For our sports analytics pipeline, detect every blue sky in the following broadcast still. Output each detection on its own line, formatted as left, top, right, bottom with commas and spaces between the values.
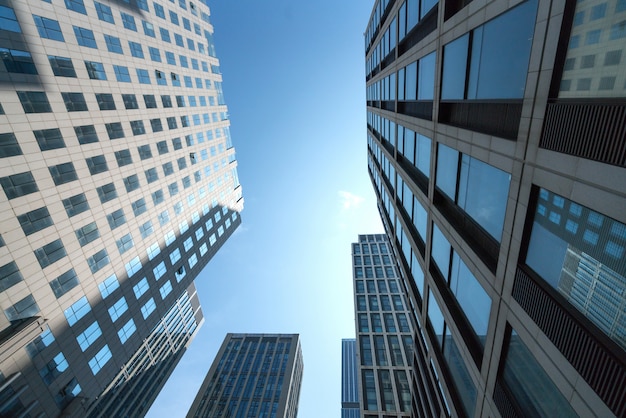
147, 1, 382, 416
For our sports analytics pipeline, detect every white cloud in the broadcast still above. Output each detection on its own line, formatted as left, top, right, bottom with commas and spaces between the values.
338, 190, 364, 211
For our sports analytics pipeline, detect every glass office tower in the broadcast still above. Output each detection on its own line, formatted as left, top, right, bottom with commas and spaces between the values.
341, 338, 359, 418
0, 0, 243, 416
365, 0, 626, 417
186, 333, 304, 418
351, 234, 414, 418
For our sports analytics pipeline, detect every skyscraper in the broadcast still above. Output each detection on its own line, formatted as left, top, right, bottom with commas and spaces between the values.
186, 333, 304, 418
341, 338, 359, 418
365, 0, 625, 417
351, 234, 414, 417
0, 0, 242, 416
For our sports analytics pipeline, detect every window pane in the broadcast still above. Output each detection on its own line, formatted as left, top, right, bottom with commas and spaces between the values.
502, 329, 578, 417
441, 34, 469, 100
466, 0, 537, 99
457, 155, 510, 242
526, 188, 626, 350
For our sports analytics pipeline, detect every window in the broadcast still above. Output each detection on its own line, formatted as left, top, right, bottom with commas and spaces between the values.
143, 20, 155, 37
87, 249, 109, 273
160, 27, 171, 42
118, 319, 136, 343
441, 0, 537, 100
156, 70, 167, 85
175, 266, 186, 281
166, 51, 176, 65
113, 65, 131, 82
188, 253, 198, 269
432, 224, 492, 349
0, 6, 21, 33
75, 222, 100, 245
130, 120, 146, 136
104, 35, 123, 54
86, 155, 108, 175
149, 46, 161, 62
49, 56, 77, 77
108, 297, 128, 322
144, 95, 157, 108
168, 182, 178, 196
152, 189, 164, 205
129, 41, 144, 58
0, 172, 38, 199
73, 26, 97, 48
135, 145, 152, 162
133, 278, 149, 299
121, 12, 137, 31
107, 209, 126, 230
169, 10, 179, 25
159, 280, 173, 299
173, 137, 182, 150
123, 174, 140, 193
97, 182, 119, 204
526, 188, 626, 349
34, 128, 65, 151
65, 0, 86, 14
88, 345, 112, 374
150, 119, 163, 132
39, 352, 68, 384
33, 16, 64, 41
26, 328, 54, 358
94, 2, 114, 23
98, 274, 119, 298
105, 122, 124, 139
132, 198, 147, 216
95, 93, 116, 110
49, 162, 77, 185
170, 248, 181, 264
139, 221, 154, 238
72, 125, 97, 145
134, 69, 150, 86
436, 144, 510, 242
175, 33, 184, 46
153, 261, 166, 280
63, 193, 89, 217
64, 296, 90, 326
0, 262, 23, 292
0, 48, 37, 74
122, 94, 138, 109
35, 238, 67, 269
85, 61, 106, 80
17, 91, 52, 113
125, 256, 142, 277
141, 298, 156, 318
116, 233, 134, 254
115, 149, 133, 167
501, 328, 578, 417
158, 210, 170, 225
77, 322, 102, 351
167, 117, 177, 129
145, 168, 158, 183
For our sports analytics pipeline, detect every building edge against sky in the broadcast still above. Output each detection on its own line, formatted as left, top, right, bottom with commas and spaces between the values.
0, 0, 243, 416
365, 0, 625, 417
186, 333, 304, 418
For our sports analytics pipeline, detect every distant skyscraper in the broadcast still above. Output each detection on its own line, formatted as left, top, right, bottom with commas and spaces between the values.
365, 0, 626, 417
0, 0, 242, 416
187, 333, 304, 418
341, 338, 359, 418
351, 234, 413, 417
